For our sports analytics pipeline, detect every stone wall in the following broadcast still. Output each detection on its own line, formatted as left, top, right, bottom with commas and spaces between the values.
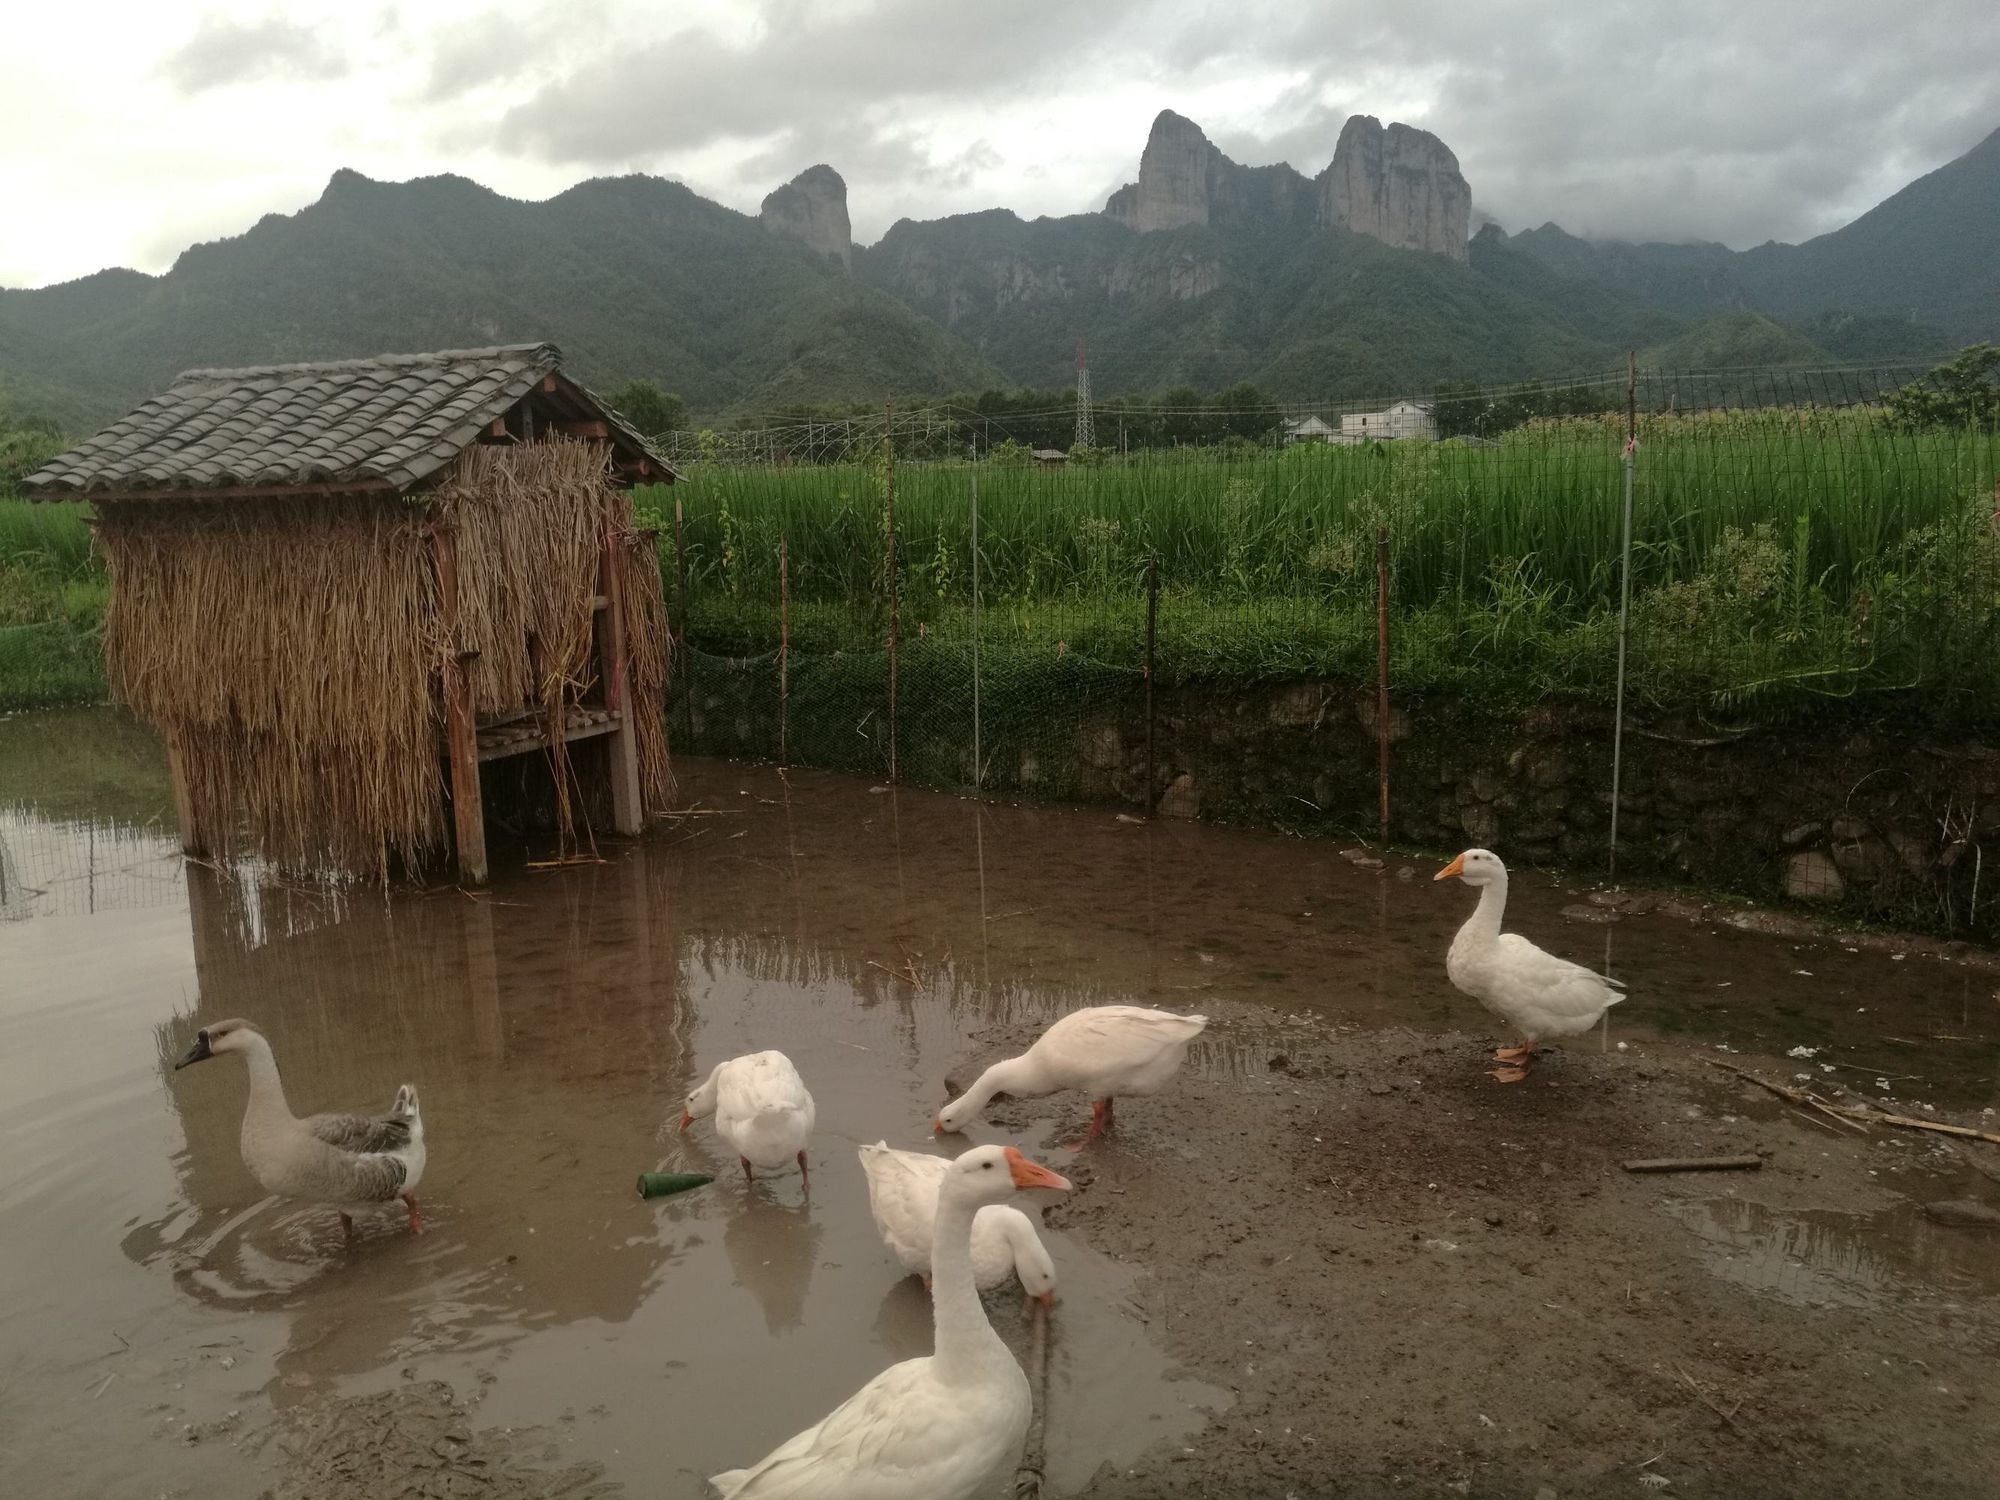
1064, 680, 1999, 941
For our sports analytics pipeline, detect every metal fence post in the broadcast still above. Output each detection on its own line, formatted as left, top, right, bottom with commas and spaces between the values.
1376, 523, 1390, 843
971, 469, 982, 792
884, 400, 899, 784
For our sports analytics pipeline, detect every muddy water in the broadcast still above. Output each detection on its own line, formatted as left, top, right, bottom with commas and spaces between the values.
2, 707, 1996, 1498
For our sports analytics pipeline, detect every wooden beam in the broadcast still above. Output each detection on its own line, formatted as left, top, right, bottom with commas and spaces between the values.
558, 419, 610, 439
597, 531, 645, 835
164, 738, 204, 857
487, 417, 508, 437
431, 526, 489, 885
539, 375, 558, 393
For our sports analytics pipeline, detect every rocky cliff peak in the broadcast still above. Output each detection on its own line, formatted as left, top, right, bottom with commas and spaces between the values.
1316, 116, 1470, 261
1103, 110, 1228, 232
1100, 109, 1471, 260
760, 164, 852, 270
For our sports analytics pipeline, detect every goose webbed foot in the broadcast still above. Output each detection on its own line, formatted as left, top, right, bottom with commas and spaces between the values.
1486, 1064, 1532, 1084
1492, 1043, 1536, 1062
1065, 1098, 1115, 1153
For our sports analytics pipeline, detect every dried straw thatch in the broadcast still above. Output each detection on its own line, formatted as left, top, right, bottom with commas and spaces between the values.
93, 438, 669, 879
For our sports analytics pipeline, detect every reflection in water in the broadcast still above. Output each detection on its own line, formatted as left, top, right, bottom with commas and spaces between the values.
722, 1193, 824, 1335
1664, 1195, 2000, 1330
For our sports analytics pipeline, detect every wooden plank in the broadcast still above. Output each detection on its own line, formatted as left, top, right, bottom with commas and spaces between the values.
598, 531, 644, 835
1622, 1156, 1763, 1174
164, 738, 204, 856
431, 526, 488, 885
476, 713, 622, 762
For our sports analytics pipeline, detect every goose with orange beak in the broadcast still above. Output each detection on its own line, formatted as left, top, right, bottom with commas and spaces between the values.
710, 1145, 1071, 1499
1436, 848, 1626, 1082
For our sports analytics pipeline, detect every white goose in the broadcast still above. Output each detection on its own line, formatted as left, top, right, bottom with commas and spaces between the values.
172, 1018, 426, 1236
1435, 848, 1626, 1082
681, 1051, 816, 1187
711, 1144, 1070, 1499
933, 1005, 1209, 1146
858, 1142, 1058, 1307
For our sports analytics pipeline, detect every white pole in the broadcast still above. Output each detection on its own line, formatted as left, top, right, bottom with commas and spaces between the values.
971, 468, 982, 792
1609, 352, 1637, 881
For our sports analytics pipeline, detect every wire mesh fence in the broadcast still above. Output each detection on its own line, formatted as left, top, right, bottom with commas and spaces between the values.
647, 362, 2000, 937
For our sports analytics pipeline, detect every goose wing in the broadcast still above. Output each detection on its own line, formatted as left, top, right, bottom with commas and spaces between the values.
1039, 1006, 1208, 1084
1494, 933, 1626, 1030
857, 1143, 944, 1270
721, 1053, 815, 1119
712, 1355, 1023, 1499
304, 1110, 412, 1155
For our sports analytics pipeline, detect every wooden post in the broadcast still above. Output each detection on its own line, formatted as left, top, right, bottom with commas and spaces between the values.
431, 526, 488, 885
164, 737, 204, 857
599, 530, 644, 836
1376, 524, 1390, 843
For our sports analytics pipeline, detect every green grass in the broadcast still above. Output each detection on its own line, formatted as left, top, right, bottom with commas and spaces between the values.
642, 411, 2000, 727
0, 499, 105, 709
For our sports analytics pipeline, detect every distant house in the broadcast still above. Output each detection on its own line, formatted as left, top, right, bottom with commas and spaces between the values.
1338, 400, 1436, 443
1283, 414, 1336, 444
1030, 448, 1070, 468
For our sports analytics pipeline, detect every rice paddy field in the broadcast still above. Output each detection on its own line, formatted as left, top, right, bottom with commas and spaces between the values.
645, 411, 2000, 729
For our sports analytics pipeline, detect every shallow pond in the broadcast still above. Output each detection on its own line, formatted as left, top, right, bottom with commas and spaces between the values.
1, 707, 1994, 1496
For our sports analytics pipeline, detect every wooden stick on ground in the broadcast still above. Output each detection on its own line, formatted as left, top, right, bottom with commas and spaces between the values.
1014, 1299, 1051, 1499
1705, 1058, 2000, 1147
1702, 1058, 1871, 1135
1623, 1156, 1763, 1174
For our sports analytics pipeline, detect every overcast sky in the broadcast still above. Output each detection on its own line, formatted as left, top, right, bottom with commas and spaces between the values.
4, 0, 1997, 290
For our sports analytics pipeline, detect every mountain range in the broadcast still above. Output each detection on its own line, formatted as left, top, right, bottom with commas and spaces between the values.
2, 112, 1993, 432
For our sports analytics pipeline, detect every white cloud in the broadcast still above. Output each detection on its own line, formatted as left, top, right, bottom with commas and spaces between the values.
1, 0, 1995, 288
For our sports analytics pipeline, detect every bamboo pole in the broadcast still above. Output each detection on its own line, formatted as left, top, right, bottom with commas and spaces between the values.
1376, 523, 1390, 842
674, 495, 695, 742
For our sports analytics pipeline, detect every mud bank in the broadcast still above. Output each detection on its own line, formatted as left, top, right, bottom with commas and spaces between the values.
961, 1010, 2000, 1499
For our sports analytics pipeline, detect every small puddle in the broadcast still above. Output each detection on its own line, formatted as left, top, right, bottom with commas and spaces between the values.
1661, 1194, 2000, 1336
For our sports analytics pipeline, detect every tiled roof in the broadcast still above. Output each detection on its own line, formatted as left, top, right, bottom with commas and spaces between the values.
23, 343, 673, 498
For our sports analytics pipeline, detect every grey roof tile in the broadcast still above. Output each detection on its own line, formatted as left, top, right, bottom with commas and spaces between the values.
23, 342, 678, 498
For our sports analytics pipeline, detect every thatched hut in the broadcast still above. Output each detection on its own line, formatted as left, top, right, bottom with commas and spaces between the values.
23, 343, 676, 884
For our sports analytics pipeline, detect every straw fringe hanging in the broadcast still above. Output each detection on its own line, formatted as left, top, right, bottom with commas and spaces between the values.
92, 439, 672, 880
95, 495, 443, 878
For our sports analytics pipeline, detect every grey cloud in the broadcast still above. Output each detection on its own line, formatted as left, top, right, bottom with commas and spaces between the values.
462, 0, 1998, 250
1209, 0, 2000, 246
487, 0, 1147, 194
160, 16, 348, 94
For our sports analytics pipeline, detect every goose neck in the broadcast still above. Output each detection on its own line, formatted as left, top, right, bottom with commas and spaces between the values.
929, 1192, 1009, 1382
1463, 874, 1508, 942
238, 1034, 293, 1123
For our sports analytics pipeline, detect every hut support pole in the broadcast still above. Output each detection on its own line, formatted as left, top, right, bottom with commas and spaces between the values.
165, 739, 204, 857
598, 531, 645, 836
431, 527, 489, 885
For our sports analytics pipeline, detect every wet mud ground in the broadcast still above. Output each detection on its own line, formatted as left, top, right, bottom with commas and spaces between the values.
2, 708, 1997, 1498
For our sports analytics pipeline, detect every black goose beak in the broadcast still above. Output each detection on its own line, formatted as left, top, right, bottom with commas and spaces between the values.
174, 1032, 213, 1070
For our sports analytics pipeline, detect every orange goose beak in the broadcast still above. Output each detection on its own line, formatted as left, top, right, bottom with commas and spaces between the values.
1434, 853, 1466, 882
1003, 1148, 1071, 1193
